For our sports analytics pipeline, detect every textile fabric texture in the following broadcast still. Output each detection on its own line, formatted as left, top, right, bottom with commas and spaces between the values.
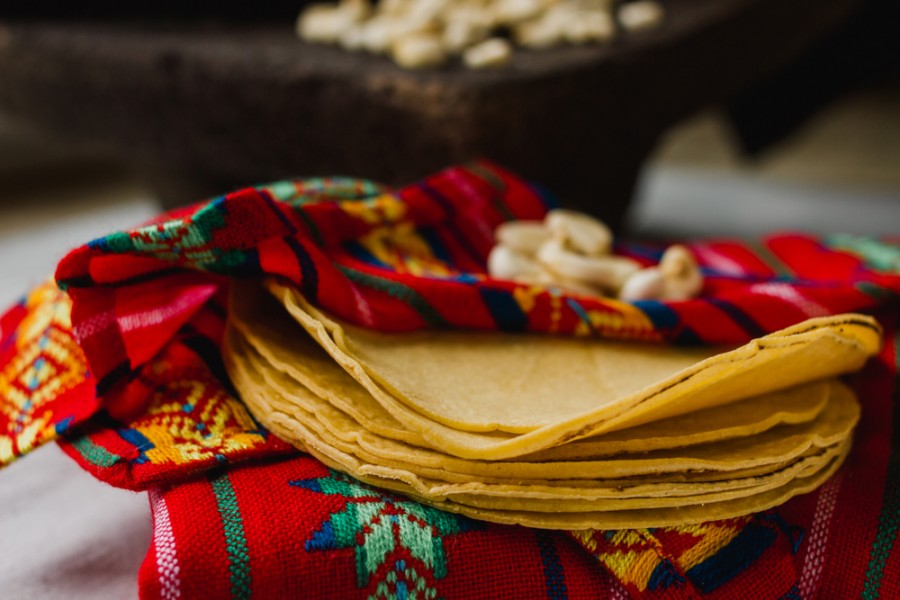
1, 161, 899, 598
141, 456, 804, 599
0, 281, 97, 466
137, 317, 900, 599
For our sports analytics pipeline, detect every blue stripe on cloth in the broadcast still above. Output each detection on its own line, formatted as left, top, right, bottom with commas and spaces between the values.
87, 236, 110, 252
633, 300, 703, 346
647, 559, 686, 591
416, 181, 486, 265
630, 299, 703, 344
118, 425, 155, 463
479, 287, 528, 332
416, 181, 456, 217
343, 240, 391, 269
685, 520, 778, 594
565, 298, 595, 334
419, 227, 454, 266
618, 243, 665, 262
632, 300, 679, 330
443, 273, 480, 284
706, 297, 768, 339
258, 189, 299, 236
286, 237, 320, 304
535, 530, 568, 600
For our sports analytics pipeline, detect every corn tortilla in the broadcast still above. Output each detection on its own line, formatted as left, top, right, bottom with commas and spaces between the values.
227, 330, 854, 506
266, 282, 878, 459
231, 284, 849, 461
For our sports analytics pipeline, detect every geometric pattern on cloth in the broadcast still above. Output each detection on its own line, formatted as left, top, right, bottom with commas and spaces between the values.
127, 315, 900, 599
138, 456, 614, 600
569, 314, 900, 599
774, 316, 900, 599
53, 161, 900, 400
0, 280, 97, 466
135, 456, 818, 599
57, 336, 294, 491
569, 514, 802, 597
293, 468, 480, 593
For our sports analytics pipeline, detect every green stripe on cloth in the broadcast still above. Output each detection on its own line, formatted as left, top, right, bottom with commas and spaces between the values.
338, 266, 448, 328
465, 162, 507, 193
69, 436, 121, 468
862, 331, 900, 599
211, 471, 252, 600
292, 206, 325, 247
464, 163, 516, 221
856, 281, 897, 303
748, 241, 794, 278
827, 234, 900, 273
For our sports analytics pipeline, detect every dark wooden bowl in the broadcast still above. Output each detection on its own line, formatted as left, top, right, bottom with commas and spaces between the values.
0, 0, 861, 223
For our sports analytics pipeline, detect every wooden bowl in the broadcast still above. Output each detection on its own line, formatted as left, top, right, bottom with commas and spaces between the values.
0, 0, 860, 223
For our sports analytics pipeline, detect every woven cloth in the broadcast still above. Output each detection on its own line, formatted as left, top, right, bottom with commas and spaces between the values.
140, 456, 807, 600
87, 314, 900, 599
1, 161, 899, 598
0, 281, 98, 466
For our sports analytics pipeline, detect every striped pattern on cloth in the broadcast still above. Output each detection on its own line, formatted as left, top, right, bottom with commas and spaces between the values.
52, 161, 900, 395
0, 161, 898, 597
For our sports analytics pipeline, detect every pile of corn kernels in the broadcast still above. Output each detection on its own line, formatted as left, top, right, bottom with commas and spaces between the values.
297, 0, 665, 69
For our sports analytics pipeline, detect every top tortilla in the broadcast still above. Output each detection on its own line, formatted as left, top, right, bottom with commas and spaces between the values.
230, 285, 832, 462
269, 283, 880, 441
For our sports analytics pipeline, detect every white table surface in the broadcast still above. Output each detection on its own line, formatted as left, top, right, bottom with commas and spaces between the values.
0, 179, 157, 600
0, 167, 896, 598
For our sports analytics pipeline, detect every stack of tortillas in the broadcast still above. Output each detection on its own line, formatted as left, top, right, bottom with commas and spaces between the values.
224, 281, 881, 529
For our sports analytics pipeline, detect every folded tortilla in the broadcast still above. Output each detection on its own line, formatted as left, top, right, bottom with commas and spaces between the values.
230, 328, 855, 483
230, 286, 832, 460
221, 282, 870, 528
247, 282, 878, 459
226, 327, 854, 521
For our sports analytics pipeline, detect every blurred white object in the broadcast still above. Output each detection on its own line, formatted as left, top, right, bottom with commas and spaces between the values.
629, 166, 900, 238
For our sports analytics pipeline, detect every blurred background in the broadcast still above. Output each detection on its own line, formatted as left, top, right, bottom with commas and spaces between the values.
0, 2, 897, 597
0, 0, 898, 271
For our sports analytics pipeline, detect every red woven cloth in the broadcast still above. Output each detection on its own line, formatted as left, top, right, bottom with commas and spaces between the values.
1, 161, 899, 598
139, 455, 808, 600
52, 162, 900, 398
133, 313, 900, 599
0, 281, 98, 466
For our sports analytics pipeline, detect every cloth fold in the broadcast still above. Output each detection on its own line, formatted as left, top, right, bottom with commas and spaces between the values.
53, 161, 900, 398
1, 161, 899, 598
